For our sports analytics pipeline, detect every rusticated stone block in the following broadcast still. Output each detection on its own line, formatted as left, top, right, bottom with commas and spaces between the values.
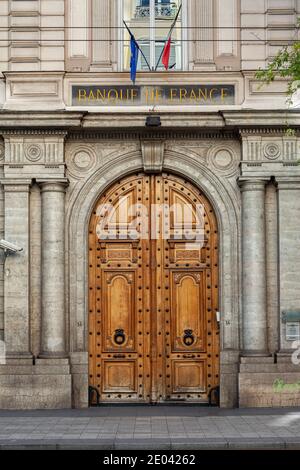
239, 371, 300, 407
0, 374, 71, 409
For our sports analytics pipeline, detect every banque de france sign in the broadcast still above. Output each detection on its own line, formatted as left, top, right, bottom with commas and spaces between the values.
72, 84, 235, 106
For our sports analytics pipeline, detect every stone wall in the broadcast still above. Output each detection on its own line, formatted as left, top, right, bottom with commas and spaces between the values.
0, 110, 299, 409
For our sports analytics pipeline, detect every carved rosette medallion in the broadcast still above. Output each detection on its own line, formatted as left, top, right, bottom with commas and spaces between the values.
263, 143, 281, 160
68, 146, 97, 179
207, 145, 238, 176
24, 143, 43, 162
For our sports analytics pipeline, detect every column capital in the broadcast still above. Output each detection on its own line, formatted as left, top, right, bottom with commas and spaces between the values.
37, 179, 69, 193
276, 178, 300, 190
1, 179, 32, 192
238, 178, 269, 192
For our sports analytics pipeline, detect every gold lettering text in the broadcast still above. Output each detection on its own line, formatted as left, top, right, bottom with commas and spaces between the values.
198, 88, 208, 101
170, 89, 177, 100
179, 88, 188, 101
108, 89, 118, 101
78, 89, 87, 101
96, 89, 106, 101
155, 88, 163, 102
209, 88, 219, 101
88, 90, 96, 101
190, 89, 197, 101
221, 88, 229, 101
131, 88, 138, 101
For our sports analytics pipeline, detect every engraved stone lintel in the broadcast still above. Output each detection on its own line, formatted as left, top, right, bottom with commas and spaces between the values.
141, 140, 164, 174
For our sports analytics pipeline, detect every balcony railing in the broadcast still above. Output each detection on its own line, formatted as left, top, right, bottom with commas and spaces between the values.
135, 3, 178, 19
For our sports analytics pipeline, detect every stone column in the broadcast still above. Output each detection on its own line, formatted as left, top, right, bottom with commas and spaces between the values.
239, 179, 268, 355
39, 180, 68, 358
265, 181, 279, 353
277, 178, 300, 351
2, 180, 32, 357
30, 183, 42, 357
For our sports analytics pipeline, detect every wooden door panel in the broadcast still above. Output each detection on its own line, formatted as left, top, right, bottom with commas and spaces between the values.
162, 174, 219, 402
103, 270, 136, 351
103, 188, 137, 237
171, 271, 206, 352
169, 241, 207, 265
89, 174, 151, 402
172, 360, 206, 393
103, 361, 137, 393
169, 191, 198, 230
100, 241, 139, 264
89, 172, 219, 404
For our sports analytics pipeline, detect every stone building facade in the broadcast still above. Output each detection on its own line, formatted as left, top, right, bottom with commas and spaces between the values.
0, 0, 299, 409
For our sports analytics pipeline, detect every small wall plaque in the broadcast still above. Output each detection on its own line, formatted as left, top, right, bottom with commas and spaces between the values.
282, 310, 300, 323
286, 322, 300, 341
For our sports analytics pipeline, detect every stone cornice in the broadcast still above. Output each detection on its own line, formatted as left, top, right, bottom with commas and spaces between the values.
0, 111, 298, 134
1, 131, 68, 138
223, 110, 300, 128
0, 112, 83, 131
239, 129, 299, 137
67, 130, 237, 141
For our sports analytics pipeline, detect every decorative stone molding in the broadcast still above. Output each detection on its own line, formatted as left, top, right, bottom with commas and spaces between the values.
241, 133, 299, 170
0, 130, 68, 137
263, 143, 281, 160
207, 144, 239, 176
3, 137, 65, 165
1, 133, 67, 180
67, 145, 97, 180
68, 130, 236, 141
24, 144, 43, 162
3, 73, 65, 111
141, 140, 165, 173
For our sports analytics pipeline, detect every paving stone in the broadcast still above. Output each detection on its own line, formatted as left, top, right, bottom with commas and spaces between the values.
0, 407, 299, 449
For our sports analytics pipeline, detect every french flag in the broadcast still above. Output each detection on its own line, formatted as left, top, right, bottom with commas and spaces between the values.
162, 37, 172, 70
159, 4, 182, 71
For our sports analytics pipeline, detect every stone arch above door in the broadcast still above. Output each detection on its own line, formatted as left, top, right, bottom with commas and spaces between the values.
66, 144, 241, 407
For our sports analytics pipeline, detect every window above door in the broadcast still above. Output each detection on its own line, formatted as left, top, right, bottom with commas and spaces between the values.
122, 0, 183, 71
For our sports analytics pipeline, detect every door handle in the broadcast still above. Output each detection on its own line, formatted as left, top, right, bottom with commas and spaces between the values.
183, 329, 194, 346
113, 354, 126, 358
183, 354, 195, 358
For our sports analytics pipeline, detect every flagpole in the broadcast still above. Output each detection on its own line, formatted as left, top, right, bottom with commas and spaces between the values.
154, 3, 182, 71
123, 21, 151, 72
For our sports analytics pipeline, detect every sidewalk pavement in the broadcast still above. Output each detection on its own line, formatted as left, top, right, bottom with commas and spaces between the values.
0, 406, 300, 449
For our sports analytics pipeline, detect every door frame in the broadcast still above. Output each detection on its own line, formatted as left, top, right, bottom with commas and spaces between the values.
67, 148, 241, 408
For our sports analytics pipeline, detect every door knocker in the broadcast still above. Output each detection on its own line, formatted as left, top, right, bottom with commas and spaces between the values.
183, 329, 194, 346
114, 329, 126, 345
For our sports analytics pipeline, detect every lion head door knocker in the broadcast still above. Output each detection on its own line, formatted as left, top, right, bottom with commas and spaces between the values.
114, 329, 126, 346
183, 329, 195, 347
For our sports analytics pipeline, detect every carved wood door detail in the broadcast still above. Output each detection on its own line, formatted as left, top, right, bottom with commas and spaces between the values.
89, 173, 219, 403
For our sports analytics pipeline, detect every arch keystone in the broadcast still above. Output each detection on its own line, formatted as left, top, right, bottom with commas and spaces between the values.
141, 140, 165, 173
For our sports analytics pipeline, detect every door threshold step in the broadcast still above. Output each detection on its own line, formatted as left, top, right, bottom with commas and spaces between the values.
90, 402, 212, 407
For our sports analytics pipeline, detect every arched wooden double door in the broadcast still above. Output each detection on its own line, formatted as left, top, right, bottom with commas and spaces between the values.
89, 173, 219, 404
